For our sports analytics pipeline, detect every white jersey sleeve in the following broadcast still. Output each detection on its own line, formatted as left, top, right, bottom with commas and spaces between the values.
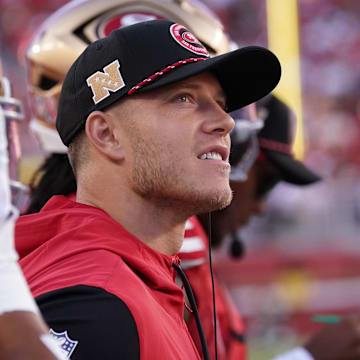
0, 104, 39, 315
178, 217, 208, 269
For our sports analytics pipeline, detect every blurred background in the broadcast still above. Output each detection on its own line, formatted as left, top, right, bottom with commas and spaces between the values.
1, 0, 360, 358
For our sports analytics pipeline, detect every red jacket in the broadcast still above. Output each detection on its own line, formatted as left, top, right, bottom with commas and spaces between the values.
180, 217, 246, 360
16, 196, 201, 360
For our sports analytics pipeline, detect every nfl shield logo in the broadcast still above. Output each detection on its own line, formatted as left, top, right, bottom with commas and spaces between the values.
49, 328, 78, 358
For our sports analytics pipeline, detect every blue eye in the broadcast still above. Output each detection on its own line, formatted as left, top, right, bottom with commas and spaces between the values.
176, 94, 190, 103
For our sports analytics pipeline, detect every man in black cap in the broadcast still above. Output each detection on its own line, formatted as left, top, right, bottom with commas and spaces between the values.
179, 95, 322, 359
223, 94, 321, 239
15, 20, 280, 359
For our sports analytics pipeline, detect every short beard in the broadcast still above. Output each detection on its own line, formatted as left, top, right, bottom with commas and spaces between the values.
130, 134, 232, 217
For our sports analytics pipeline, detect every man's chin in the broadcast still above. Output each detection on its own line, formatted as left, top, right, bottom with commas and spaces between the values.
142, 185, 232, 216
191, 188, 233, 214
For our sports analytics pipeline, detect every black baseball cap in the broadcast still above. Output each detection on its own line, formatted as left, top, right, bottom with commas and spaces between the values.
56, 19, 281, 146
257, 95, 321, 185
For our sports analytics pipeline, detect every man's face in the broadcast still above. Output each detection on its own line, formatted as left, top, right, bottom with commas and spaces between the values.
222, 158, 281, 230
109, 72, 234, 215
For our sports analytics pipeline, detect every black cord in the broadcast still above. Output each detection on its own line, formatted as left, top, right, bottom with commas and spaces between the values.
172, 263, 210, 360
208, 212, 218, 360
229, 232, 246, 258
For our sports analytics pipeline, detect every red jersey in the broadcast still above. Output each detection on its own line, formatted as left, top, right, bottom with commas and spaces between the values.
16, 196, 201, 360
180, 217, 247, 360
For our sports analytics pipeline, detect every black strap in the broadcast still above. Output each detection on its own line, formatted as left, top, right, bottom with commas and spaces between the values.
172, 263, 210, 360
230, 328, 245, 343
207, 215, 218, 360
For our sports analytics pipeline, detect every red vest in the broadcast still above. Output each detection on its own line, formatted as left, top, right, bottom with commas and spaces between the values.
16, 196, 201, 360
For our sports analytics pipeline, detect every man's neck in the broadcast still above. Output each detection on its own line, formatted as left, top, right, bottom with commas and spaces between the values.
76, 185, 188, 256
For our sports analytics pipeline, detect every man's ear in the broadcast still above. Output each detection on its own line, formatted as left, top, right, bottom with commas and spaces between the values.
85, 111, 125, 161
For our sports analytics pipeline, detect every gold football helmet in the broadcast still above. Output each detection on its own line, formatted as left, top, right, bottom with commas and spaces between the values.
26, 0, 230, 153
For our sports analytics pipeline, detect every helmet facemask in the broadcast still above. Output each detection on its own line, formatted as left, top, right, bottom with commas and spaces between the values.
229, 103, 264, 182
0, 62, 28, 212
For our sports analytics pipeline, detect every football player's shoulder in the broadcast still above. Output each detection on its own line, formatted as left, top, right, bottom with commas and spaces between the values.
179, 216, 208, 269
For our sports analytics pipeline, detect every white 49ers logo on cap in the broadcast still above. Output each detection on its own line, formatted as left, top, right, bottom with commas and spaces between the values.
170, 24, 209, 57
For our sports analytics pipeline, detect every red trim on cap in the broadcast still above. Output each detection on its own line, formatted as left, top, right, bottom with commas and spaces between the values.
259, 138, 293, 155
256, 150, 267, 162
128, 58, 206, 95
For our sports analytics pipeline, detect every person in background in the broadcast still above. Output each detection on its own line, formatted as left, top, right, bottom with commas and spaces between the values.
181, 95, 360, 360
0, 59, 65, 360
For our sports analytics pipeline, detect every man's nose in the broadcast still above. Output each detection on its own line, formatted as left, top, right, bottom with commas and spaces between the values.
202, 105, 235, 135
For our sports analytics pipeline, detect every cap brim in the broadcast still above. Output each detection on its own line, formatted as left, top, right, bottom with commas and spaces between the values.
137, 46, 281, 112
263, 150, 322, 185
